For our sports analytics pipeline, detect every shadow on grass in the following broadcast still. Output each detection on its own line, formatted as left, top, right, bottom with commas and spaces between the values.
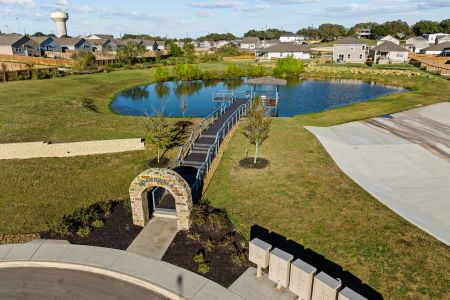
250, 225, 383, 300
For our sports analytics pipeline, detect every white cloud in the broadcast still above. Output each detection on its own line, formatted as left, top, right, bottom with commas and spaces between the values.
0, 0, 35, 8
195, 11, 215, 18
190, 1, 270, 12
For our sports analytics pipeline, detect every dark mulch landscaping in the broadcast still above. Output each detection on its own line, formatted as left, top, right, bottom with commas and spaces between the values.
42, 200, 142, 250
147, 157, 170, 168
239, 157, 270, 169
162, 201, 251, 287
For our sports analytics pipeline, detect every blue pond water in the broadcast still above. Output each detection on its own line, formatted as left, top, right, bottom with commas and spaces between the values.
111, 79, 406, 117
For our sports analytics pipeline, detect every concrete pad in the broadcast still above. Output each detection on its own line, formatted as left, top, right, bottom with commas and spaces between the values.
58, 244, 96, 264
158, 264, 209, 299
192, 281, 244, 300
3, 244, 41, 261
127, 217, 178, 259
85, 246, 122, 268
229, 267, 297, 300
31, 243, 69, 261
305, 103, 450, 245
0, 245, 13, 260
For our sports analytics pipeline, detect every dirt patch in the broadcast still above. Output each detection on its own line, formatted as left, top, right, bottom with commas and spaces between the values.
239, 157, 270, 169
0, 234, 40, 245
147, 157, 170, 168
162, 201, 251, 287
42, 200, 142, 250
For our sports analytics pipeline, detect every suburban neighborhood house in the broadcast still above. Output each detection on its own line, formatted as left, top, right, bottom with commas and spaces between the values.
332, 37, 367, 63
156, 40, 166, 51
240, 37, 261, 49
256, 42, 310, 60
262, 39, 279, 48
423, 32, 450, 44
370, 41, 409, 64
279, 32, 304, 43
437, 35, 450, 44
421, 41, 450, 55
56, 37, 91, 52
30, 36, 62, 55
377, 35, 400, 45
405, 36, 430, 53
142, 40, 158, 51
356, 28, 371, 39
0, 34, 39, 56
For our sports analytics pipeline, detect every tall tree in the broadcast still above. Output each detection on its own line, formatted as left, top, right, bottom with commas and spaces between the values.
242, 97, 272, 164
318, 23, 347, 41
145, 113, 179, 163
412, 20, 442, 36
168, 42, 183, 57
297, 27, 320, 39
372, 20, 412, 38
440, 19, 450, 33
117, 41, 145, 64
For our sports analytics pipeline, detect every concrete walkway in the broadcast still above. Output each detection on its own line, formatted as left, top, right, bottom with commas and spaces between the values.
0, 138, 144, 160
127, 217, 178, 259
306, 102, 450, 245
0, 241, 244, 300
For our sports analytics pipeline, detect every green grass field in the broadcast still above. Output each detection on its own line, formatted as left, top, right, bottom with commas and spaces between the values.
205, 68, 450, 299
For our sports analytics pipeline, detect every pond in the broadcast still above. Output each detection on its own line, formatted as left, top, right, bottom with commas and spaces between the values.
111, 78, 406, 117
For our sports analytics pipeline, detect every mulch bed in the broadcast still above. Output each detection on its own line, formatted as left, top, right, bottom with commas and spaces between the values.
42, 200, 142, 250
162, 206, 251, 287
239, 157, 270, 169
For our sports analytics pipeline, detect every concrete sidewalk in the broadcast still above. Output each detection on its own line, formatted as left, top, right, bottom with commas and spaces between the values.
0, 138, 144, 160
0, 241, 244, 300
127, 217, 178, 259
306, 102, 450, 245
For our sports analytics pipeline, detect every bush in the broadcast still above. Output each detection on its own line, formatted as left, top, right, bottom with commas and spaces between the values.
173, 64, 202, 81
198, 262, 210, 274
217, 45, 239, 57
190, 202, 209, 226
221, 233, 235, 248
231, 249, 244, 265
248, 64, 266, 77
154, 66, 170, 82
194, 252, 205, 264
202, 239, 215, 252
76, 226, 91, 237
187, 232, 201, 241
91, 219, 104, 228
273, 56, 305, 78
72, 51, 96, 71
224, 63, 244, 78
17, 73, 27, 81
208, 209, 229, 231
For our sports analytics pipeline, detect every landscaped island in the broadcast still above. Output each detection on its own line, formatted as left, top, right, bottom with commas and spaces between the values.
0, 61, 449, 298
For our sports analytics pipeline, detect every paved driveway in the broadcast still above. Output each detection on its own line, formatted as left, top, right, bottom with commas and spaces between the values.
306, 102, 450, 245
0, 267, 166, 300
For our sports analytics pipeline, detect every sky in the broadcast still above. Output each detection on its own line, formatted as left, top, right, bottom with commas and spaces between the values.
0, 0, 449, 38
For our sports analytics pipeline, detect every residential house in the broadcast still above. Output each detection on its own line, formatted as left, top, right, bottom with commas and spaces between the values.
370, 41, 409, 64
121, 39, 144, 47
0, 34, 39, 56
356, 28, 371, 39
279, 33, 304, 43
423, 33, 450, 44
156, 41, 166, 51
56, 37, 91, 52
240, 37, 261, 50
262, 39, 279, 48
89, 38, 112, 51
31, 36, 62, 55
88, 34, 114, 40
377, 35, 400, 46
174, 41, 185, 48
332, 37, 367, 63
421, 42, 450, 55
215, 40, 229, 48
199, 40, 215, 49
142, 40, 158, 51
256, 42, 310, 60
405, 36, 429, 53
437, 35, 450, 44
109, 39, 124, 51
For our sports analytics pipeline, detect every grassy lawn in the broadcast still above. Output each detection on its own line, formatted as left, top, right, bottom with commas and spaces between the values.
205, 69, 450, 299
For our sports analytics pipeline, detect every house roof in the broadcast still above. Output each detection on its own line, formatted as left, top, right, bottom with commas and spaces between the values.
55, 37, 88, 47
245, 76, 287, 86
258, 42, 311, 53
30, 36, 53, 44
241, 37, 260, 44
0, 34, 26, 46
110, 38, 124, 46
90, 34, 114, 40
156, 40, 165, 47
407, 36, 427, 42
379, 35, 399, 42
423, 42, 450, 52
263, 39, 279, 44
89, 38, 110, 46
281, 32, 300, 37
122, 39, 143, 45
372, 41, 408, 52
142, 40, 156, 46
333, 37, 367, 45
437, 35, 450, 42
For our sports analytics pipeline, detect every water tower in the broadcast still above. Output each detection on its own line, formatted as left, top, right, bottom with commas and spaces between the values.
51, 11, 69, 37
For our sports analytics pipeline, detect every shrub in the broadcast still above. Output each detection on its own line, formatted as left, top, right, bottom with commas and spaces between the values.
221, 233, 235, 248
154, 66, 170, 82
208, 209, 229, 231
202, 239, 215, 252
231, 249, 244, 265
197, 262, 210, 274
273, 56, 305, 78
72, 51, 96, 71
173, 64, 202, 81
80, 98, 99, 113
194, 252, 205, 264
190, 201, 209, 226
76, 226, 91, 237
17, 73, 26, 81
187, 232, 201, 241
248, 64, 266, 77
224, 63, 244, 79
91, 219, 104, 228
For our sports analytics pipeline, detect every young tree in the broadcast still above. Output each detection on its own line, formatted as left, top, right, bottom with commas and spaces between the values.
145, 113, 179, 163
273, 56, 305, 78
117, 41, 145, 64
412, 20, 442, 36
242, 97, 271, 164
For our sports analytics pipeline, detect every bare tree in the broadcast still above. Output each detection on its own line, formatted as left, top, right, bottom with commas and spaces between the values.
145, 112, 179, 163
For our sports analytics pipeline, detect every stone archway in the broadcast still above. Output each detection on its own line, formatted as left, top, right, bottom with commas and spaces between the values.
129, 168, 193, 230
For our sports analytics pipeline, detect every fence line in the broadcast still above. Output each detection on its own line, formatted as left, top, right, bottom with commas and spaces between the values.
0, 67, 58, 83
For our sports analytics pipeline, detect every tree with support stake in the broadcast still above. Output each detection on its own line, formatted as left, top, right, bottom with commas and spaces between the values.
242, 97, 271, 164
145, 113, 179, 164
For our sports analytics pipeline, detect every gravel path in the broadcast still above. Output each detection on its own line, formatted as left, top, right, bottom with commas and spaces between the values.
0, 138, 144, 160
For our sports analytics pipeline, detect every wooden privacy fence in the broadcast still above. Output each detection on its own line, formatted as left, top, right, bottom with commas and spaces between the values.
0, 67, 58, 83
0, 54, 72, 67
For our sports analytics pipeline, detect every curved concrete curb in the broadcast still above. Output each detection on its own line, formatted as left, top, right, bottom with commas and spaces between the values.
0, 241, 244, 300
